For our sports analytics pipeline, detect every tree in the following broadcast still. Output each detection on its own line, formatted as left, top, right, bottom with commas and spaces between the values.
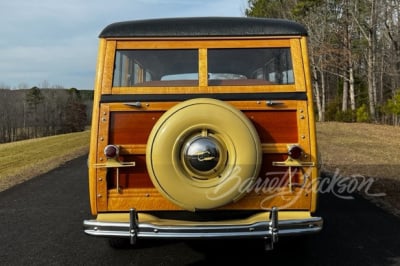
245, 0, 400, 125
383, 91, 400, 125
63, 88, 87, 132
350, 0, 379, 121
25, 87, 45, 138
382, 0, 400, 99
245, 0, 297, 18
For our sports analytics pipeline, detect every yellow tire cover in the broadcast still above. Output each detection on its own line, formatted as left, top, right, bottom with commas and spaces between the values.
146, 98, 262, 211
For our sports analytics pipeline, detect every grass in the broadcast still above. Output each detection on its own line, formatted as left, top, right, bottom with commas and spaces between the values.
317, 122, 400, 179
0, 130, 90, 191
316, 122, 400, 216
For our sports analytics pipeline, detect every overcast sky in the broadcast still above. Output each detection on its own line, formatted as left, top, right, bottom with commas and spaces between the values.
0, 0, 247, 90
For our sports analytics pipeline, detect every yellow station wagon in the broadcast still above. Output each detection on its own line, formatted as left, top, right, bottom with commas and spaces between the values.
83, 16, 323, 250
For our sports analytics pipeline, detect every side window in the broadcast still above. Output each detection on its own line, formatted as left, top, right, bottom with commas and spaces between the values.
113, 51, 150, 86
113, 49, 198, 87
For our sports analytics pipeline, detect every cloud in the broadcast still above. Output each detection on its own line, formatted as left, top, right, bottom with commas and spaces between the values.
0, 0, 246, 89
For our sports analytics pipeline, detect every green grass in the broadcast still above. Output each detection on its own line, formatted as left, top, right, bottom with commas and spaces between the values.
0, 130, 90, 191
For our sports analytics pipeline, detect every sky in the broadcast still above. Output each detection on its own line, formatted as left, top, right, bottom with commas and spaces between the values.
0, 0, 247, 90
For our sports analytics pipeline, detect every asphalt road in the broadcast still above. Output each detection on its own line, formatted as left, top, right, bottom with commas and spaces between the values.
1, 155, 400, 266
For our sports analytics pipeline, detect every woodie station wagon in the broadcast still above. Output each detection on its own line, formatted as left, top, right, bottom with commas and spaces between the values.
83, 17, 323, 250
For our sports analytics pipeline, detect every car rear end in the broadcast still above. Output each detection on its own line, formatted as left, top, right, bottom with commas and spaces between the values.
83, 17, 323, 250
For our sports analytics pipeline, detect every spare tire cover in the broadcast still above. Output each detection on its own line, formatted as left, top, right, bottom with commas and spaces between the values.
146, 98, 262, 211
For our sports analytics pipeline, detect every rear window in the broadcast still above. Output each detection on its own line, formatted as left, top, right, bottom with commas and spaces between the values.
207, 48, 293, 85
112, 48, 293, 87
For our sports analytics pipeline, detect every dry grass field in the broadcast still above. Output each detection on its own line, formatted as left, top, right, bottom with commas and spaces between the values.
317, 122, 399, 178
316, 122, 400, 216
0, 130, 90, 192
0, 123, 399, 216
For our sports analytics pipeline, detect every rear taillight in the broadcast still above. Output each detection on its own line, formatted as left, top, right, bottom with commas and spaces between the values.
288, 145, 303, 159
104, 145, 119, 159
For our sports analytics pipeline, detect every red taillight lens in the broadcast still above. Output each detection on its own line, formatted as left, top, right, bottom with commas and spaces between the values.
288, 145, 302, 159
104, 145, 119, 159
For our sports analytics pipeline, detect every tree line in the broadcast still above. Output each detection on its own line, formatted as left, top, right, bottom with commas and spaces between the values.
0, 87, 93, 143
246, 0, 400, 125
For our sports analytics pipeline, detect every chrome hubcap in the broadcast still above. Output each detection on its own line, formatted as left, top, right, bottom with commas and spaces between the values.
180, 129, 229, 180
184, 137, 221, 172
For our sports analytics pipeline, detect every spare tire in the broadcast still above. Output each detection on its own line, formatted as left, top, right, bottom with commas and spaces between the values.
146, 98, 262, 211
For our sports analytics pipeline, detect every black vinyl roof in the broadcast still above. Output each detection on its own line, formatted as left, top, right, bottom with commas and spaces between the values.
99, 17, 308, 38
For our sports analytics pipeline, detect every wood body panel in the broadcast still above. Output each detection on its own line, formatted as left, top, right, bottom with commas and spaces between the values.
108, 109, 298, 145
98, 103, 312, 212
107, 185, 311, 211
88, 35, 318, 214
109, 111, 163, 144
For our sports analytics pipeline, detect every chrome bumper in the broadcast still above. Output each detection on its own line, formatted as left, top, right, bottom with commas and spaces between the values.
84, 208, 323, 250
